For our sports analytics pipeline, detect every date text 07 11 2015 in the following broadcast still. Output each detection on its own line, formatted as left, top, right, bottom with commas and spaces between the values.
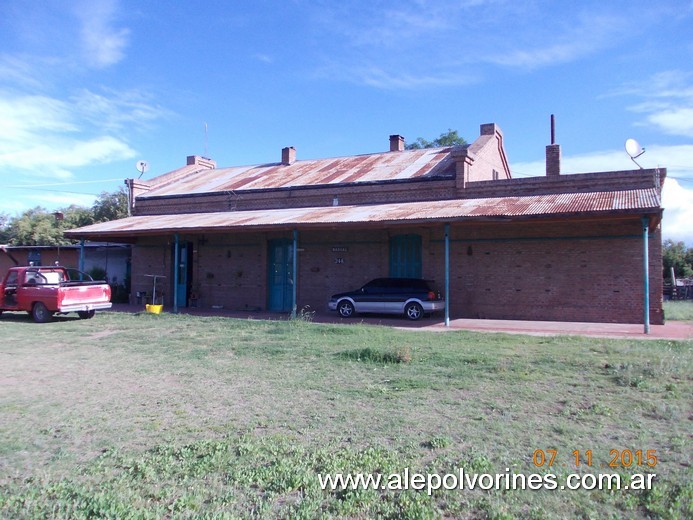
533, 449, 657, 468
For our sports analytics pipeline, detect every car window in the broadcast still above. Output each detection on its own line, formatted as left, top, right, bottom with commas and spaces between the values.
394, 279, 411, 293
5, 271, 18, 286
407, 279, 423, 290
363, 279, 383, 291
41, 271, 63, 284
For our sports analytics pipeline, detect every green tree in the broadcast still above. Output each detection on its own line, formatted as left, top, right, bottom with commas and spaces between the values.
662, 239, 693, 279
5, 205, 95, 246
6, 207, 66, 246
63, 205, 95, 229
0, 213, 10, 243
406, 129, 468, 150
2, 188, 127, 246
92, 187, 129, 222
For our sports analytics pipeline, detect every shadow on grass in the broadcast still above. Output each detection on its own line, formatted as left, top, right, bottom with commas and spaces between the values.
0, 311, 84, 325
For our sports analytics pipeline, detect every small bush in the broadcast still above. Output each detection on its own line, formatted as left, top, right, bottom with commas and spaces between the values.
339, 346, 412, 364
88, 266, 107, 281
422, 436, 451, 450
289, 306, 315, 324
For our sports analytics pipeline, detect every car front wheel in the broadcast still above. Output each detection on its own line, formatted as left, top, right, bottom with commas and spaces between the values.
405, 302, 424, 321
337, 300, 355, 318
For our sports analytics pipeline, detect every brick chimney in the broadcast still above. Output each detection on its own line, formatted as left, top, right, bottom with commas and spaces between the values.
186, 155, 216, 169
389, 134, 405, 152
546, 114, 560, 176
282, 146, 296, 165
546, 145, 561, 176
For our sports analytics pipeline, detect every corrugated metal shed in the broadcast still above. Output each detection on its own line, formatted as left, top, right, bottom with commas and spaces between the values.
141, 147, 457, 198
66, 188, 660, 239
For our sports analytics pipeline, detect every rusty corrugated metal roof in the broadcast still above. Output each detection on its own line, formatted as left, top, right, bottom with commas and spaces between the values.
142, 147, 457, 198
66, 188, 660, 238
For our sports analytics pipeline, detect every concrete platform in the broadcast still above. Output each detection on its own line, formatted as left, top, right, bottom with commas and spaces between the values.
108, 304, 693, 341
421, 317, 693, 340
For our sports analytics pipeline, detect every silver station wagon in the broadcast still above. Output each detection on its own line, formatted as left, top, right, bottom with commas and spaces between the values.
328, 278, 445, 321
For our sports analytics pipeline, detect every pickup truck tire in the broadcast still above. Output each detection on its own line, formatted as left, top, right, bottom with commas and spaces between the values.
32, 302, 53, 323
78, 310, 96, 319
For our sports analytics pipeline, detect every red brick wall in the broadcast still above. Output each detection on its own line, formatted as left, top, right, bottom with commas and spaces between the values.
130, 238, 170, 305
128, 216, 663, 324
132, 179, 459, 216
429, 219, 663, 324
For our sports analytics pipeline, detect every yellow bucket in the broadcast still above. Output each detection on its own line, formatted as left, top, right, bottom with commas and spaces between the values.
146, 304, 163, 314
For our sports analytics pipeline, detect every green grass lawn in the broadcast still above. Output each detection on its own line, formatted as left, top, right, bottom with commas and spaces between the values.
664, 300, 693, 321
0, 311, 691, 519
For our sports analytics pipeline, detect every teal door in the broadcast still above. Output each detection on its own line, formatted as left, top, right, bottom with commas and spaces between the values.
268, 239, 293, 312
174, 242, 192, 307
389, 234, 422, 278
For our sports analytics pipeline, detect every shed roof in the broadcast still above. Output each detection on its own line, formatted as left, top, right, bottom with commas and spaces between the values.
66, 187, 661, 240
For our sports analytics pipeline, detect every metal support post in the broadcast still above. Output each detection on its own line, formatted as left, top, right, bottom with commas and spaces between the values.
173, 234, 180, 314
445, 223, 450, 327
292, 229, 298, 318
642, 216, 650, 334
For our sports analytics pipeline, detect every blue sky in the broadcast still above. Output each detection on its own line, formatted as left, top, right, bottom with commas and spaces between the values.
1, 0, 692, 243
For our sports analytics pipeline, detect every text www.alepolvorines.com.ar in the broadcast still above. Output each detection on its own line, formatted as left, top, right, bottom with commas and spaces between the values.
318, 468, 657, 495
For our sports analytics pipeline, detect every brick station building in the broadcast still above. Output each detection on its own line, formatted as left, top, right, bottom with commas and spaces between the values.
65, 123, 665, 325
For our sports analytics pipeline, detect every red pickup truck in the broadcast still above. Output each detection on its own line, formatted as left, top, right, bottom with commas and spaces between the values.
0, 266, 112, 323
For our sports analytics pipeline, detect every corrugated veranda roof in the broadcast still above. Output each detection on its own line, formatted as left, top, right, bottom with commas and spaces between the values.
65, 188, 661, 239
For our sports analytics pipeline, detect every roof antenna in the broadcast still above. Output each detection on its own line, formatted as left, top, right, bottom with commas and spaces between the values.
625, 138, 645, 169
204, 122, 209, 157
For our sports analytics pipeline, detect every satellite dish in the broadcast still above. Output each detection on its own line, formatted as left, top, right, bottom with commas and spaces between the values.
624, 139, 645, 169
625, 139, 644, 158
135, 160, 149, 179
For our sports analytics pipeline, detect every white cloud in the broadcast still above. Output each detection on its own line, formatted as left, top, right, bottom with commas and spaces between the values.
0, 93, 76, 145
484, 13, 626, 69
0, 1, 166, 212
73, 0, 130, 68
662, 178, 693, 244
0, 136, 135, 172
33, 192, 101, 209
0, 191, 101, 215
254, 54, 274, 64
0, 55, 53, 91
307, 1, 643, 89
71, 88, 171, 132
644, 107, 693, 138
0, 88, 165, 183
318, 63, 481, 90
618, 70, 693, 138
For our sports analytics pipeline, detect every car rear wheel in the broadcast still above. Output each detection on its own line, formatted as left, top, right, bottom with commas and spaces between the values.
32, 302, 53, 323
78, 310, 95, 319
337, 300, 355, 318
405, 302, 424, 321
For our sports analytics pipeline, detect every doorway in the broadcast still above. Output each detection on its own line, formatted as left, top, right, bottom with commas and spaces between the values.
173, 242, 193, 307
268, 239, 294, 312
389, 234, 422, 278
